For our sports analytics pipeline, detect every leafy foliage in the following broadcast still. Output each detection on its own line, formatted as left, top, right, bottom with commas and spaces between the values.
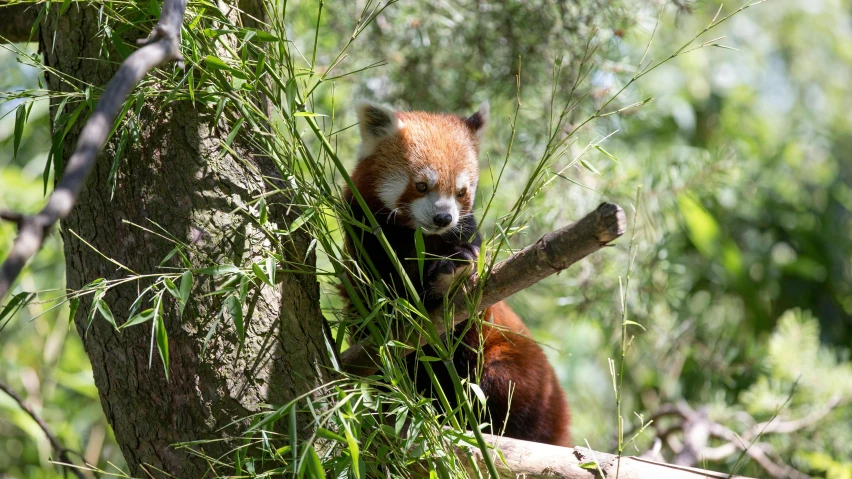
1, 0, 851, 478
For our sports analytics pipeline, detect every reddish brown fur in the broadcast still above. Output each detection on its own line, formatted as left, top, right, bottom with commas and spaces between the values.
345, 105, 571, 447
349, 111, 479, 228
467, 302, 572, 446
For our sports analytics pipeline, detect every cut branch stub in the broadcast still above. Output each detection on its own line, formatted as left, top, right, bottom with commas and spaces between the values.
341, 202, 627, 375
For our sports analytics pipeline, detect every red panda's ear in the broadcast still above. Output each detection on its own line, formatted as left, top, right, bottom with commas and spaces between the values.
465, 100, 489, 139
356, 101, 402, 157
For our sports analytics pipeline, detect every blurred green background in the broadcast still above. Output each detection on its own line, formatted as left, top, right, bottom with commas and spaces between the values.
2, 0, 851, 477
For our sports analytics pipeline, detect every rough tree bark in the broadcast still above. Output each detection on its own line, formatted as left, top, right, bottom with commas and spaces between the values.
37, 5, 333, 477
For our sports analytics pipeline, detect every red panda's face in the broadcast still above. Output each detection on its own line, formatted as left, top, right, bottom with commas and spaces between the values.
350, 102, 488, 235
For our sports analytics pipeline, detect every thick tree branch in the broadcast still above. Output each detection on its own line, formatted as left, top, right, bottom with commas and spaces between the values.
0, 0, 188, 302
0, 380, 86, 479
0, 2, 39, 43
460, 432, 755, 479
341, 202, 627, 375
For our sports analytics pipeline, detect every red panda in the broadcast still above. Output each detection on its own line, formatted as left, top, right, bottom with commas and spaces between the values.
342, 101, 571, 447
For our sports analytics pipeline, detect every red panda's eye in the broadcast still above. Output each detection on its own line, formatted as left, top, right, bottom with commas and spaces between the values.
457, 188, 467, 198
415, 182, 428, 193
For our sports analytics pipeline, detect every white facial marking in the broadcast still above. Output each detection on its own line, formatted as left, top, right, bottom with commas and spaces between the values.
423, 167, 439, 188
377, 171, 409, 211
456, 172, 469, 190
411, 192, 459, 235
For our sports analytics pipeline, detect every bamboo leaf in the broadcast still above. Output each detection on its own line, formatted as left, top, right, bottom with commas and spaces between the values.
252, 263, 272, 286
193, 264, 240, 276
579, 159, 601, 175
164, 278, 181, 301
266, 257, 276, 285
122, 308, 154, 329
315, 428, 346, 443
258, 197, 268, 225
155, 301, 169, 380
344, 426, 361, 479
226, 295, 244, 347
68, 297, 79, 327
13, 105, 26, 161
285, 78, 297, 115
300, 447, 324, 479
201, 311, 221, 357
96, 299, 118, 330
179, 271, 193, 314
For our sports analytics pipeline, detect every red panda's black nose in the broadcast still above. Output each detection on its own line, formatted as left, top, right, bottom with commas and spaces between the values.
433, 214, 452, 228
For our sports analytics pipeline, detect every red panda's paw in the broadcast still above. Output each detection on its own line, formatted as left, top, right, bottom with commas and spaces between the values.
453, 243, 480, 264
423, 244, 479, 305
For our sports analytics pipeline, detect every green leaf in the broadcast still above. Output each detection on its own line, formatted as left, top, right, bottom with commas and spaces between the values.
193, 264, 240, 276
242, 28, 279, 42
293, 111, 326, 117
201, 312, 221, 357
252, 263, 272, 286
13, 105, 26, 161
300, 447, 324, 479
226, 296, 244, 347
122, 308, 154, 329
579, 461, 598, 470
266, 257, 276, 285
385, 340, 414, 349
155, 304, 169, 380
0, 292, 31, 323
414, 227, 425, 285
159, 246, 181, 266
315, 428, 346, 443
344, 426, 361, 479
215, 97, 228, 121
179, 271, 193, 314
239, 275, 249, 303
224, 117, 244, 147
204, 55, 232, 71
110, 31, 131, 59
285, 78, 297, 115
623, 319, 646, 331
0, 292, 34, 333
96, 299, 118, 330
579, 159, 601, 175
255, 52, 266, 79
164, 278, 181, 301
594, 145, 620, 163
468, 383, 487, 407
278, 208, 315, 235
59, 0, 74, 15
68, 297, 79, 327
258, 197, 268, 225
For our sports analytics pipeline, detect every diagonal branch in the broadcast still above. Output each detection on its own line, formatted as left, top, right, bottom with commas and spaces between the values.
0, 0, 189, 302
341, 202, 627, 375
0, 380, 86, 479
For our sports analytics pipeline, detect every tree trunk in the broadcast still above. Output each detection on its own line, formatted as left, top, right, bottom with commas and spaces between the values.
40, 7, 332, 477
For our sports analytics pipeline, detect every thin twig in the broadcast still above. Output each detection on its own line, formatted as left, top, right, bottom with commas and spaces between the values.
0, 0, 189, 302
0, 380, 86, 479
638, 398, 844, 479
